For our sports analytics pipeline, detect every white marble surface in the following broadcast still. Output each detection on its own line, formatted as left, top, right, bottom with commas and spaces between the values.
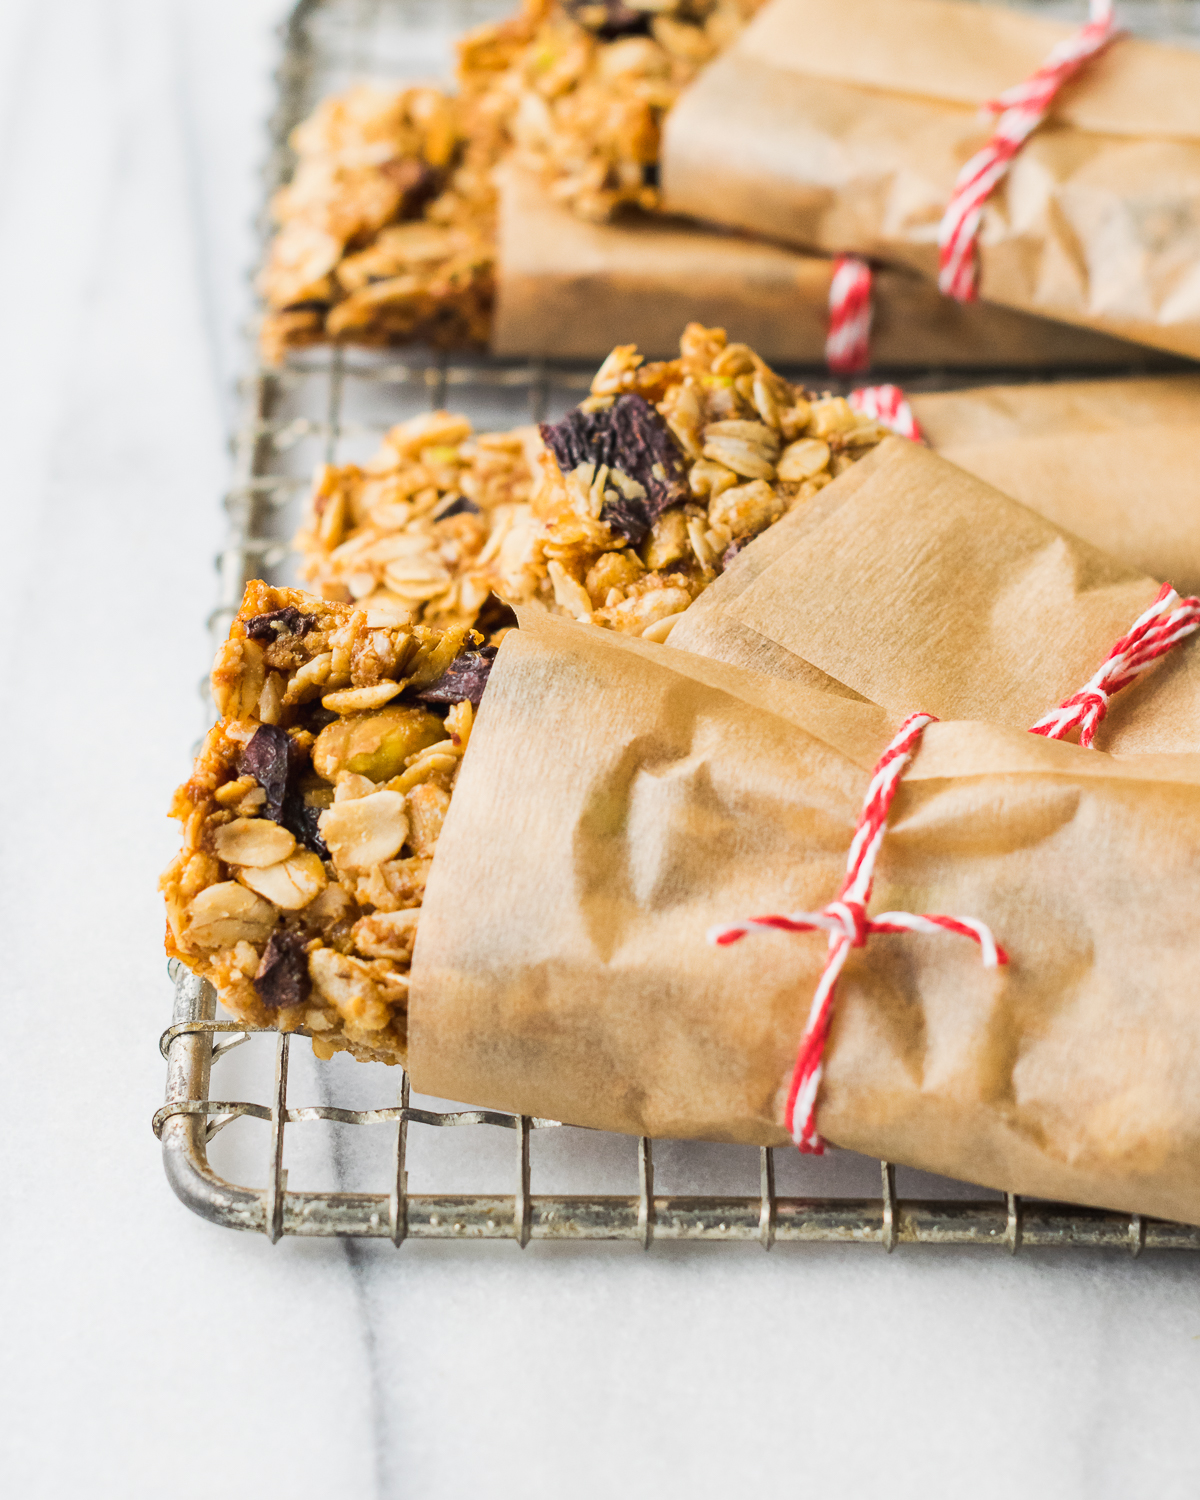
3, 2, 1200, 1496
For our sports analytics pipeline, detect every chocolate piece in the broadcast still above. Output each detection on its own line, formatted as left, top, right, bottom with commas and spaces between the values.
382, 156, 442, 219
722, 536, 752, 569
434, 494, 482, 520
253, 930, 312, 1010
282, 788, 331, 860
412, 645, 497, 706
564, 1, 651, 39
244, 606, 314, 641
239, 724, 295, 823
539, 394, 687, 545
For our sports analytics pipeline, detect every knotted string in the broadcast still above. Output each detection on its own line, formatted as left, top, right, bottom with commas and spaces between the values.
711, 578, 1199, 1153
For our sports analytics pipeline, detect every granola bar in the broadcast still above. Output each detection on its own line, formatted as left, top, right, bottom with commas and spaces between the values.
461, 0, 766, 224
161, 582, 489, 1064
258, 83, 503, 364
298, 323, 888, 641
260, 1, 764, 360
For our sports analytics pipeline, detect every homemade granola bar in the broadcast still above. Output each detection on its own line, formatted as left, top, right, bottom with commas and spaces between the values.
260, 1, 763, 359
161, 582, 490, 1064
259, 84, 501, 364
462, 0, 766, 223
298, 324, 888, 640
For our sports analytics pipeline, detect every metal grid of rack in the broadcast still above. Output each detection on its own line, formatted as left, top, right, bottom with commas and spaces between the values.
156, 0, 1200, 1252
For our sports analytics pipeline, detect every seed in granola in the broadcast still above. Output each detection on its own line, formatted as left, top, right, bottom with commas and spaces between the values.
433, 494, 481, 520
565, 0, 651, 39
312, 705, 448, 783
777, 438, 832, 483
243, 606, 316, 641
708, 478, 784, 540
412, 645, 497, 706
239, 724, 300, 824
539, 394, 687, 546
253, 929, 312, 1010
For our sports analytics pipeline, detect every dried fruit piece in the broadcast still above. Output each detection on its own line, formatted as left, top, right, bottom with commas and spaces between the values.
539, 394, 687, 546
565, 0, 651, 39
243, 606, 316, 641
254, 929, 312, 1009
412, 646, 497, 706
239, 724, 299, 824
433, 495, 481, 520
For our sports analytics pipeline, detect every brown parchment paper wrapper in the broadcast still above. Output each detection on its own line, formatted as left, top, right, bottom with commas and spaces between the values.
409, 611, 1200, 1225
910, 375, 1200, 594
661, 0, 1200, 359
670, 437, 1200, 754
490, 167, 1149, 366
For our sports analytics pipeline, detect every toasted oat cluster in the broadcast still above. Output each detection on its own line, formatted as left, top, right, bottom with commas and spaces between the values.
260, 1, 764, 359
461, 0, 766, 223
258, 83, 503, 364
299, 324, 889, 641
161, 583, 490, 1065
296, 411, 542, 630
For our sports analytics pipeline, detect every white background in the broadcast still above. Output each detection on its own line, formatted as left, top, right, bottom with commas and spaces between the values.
2, 2, 1199, 1496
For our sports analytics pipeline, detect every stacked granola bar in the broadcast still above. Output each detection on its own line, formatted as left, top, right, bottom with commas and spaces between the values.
161, 582, 488, 1064
298, 324, 888, 640
260, 0, 764, 360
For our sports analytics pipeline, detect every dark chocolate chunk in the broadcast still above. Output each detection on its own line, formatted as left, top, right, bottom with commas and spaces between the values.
722, 536, 752, 569
641, 161, 660, 188
239, 724, 295, 823
383, 157, 442, 219
412, 645, 497, 706
280, 299, 330, 314
243, 606, 314, 641
434, 494, 482, 520
538, 393, 687, 546
564, 0, 651, 38
282, 789, 330, 860
474, 593, 519, 637
253, 930, 311, 1010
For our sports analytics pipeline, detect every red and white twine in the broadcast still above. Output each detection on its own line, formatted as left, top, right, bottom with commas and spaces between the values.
711, 580, 1200, 1154
710, 711, 1007, 1152
1030, 583, 1200, 747
938, 0, 1121, 301
826, 255, 874, 375
848, 383, 924, 442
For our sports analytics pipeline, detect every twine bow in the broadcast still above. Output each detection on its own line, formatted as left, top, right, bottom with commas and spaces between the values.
712, 579, 1200, 1154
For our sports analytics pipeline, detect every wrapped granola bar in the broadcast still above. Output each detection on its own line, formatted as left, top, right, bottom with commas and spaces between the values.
490, 166, 1150, 365
909, 375, 1200, 594
296, 325, 890, 640
669, 437, 1200, 754
260, 0, 764, 361
661, 0, 1200, 358
161, 582, 492, 1064
408, 609, 1200, 1226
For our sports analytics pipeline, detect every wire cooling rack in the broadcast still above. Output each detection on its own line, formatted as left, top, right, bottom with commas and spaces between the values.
156, 0, 1200, 1252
